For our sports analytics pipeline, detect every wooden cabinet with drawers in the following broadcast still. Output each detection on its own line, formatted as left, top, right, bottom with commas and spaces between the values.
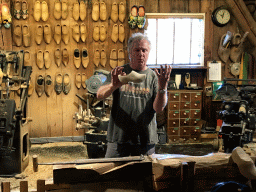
167, 90, 203, 143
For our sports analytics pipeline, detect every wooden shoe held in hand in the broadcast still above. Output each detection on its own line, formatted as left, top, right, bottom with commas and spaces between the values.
118, 70, 146, 84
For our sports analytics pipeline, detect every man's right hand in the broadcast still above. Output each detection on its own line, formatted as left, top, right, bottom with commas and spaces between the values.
111, 66, 126, 88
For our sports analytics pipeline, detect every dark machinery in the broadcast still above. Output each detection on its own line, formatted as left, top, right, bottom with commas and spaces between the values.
74, 69, 110, 158
216, 78, 256, 153
0, 50, 32, 174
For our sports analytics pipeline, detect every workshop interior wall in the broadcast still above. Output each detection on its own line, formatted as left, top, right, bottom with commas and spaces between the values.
1, 0, 255, 137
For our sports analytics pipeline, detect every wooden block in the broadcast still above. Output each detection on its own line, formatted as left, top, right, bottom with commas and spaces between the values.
1, 182, 10, 192
45, 183, 71, 191
37, 180, 45, 192
20, 181, 28, 192
33, 155, 38, 172
200, 133, 217, 139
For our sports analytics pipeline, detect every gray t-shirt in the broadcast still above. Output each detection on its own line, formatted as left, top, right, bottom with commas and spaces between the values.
105, 64, 158, 145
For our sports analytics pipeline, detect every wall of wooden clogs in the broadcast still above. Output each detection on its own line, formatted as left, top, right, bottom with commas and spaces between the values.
1, 0, 255, 138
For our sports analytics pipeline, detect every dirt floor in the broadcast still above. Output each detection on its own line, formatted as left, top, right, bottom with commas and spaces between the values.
0, 142, 88, 191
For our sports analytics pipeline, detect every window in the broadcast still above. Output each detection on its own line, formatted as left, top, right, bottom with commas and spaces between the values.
145, 13, 205, 66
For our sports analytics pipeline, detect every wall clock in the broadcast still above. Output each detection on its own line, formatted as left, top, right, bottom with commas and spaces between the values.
212, 6, 231, 27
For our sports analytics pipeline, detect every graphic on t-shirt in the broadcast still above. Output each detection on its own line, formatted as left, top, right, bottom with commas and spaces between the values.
120, 82, 150, 97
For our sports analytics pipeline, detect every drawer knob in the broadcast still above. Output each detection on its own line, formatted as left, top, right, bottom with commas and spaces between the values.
174, 139, 176, 141
173, 96, 176, 99
195, 95, 198, 98
184, 95, 187, 98
184, 104, 187, 107
194, 138, 197, 141
173, 122, 176, 125
194, 121, 197, 124
173, 114, 176, 117
173, 130, 175, 133
184, 130, 186, 133
194, 112, 198, 115
184, 121, 187, 124
184, 112, 186, 115
194, 103, 198, 107
174, 105, 177, 108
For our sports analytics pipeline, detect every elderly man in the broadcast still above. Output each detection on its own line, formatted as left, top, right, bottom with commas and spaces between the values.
97, 32, 172, 158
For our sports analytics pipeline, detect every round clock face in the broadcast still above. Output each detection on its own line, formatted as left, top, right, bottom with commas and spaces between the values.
212, 7, 231, 27
216, 9, 230, 24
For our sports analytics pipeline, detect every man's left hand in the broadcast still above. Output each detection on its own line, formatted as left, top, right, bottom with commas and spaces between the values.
154, 65, 172, 89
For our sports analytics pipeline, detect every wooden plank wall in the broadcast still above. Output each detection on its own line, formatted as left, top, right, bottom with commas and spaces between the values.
2, 0, 255, 137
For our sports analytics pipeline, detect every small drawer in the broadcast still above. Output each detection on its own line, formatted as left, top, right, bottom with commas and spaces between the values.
181, 93, 191, 102
180, 136, 190, 143
191, 101, 201, 109
180, 110, 190, 118
180, 118, 190, 126
169, 93, 180, 101
167, 127, 179, 135
191, 119, 201, 126
169, 110, 180, 118
190, 126, 201, 136
190, 110, 201, 118
180, 127, 191, 136
168, 119, 179, 127
168, 136, 180, 143
169, 102, 180, 110
190, 135, 201, 142
180, 102, 190, 109
191, 92, 202, 101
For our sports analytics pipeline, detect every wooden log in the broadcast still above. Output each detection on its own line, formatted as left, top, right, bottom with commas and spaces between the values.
33, 155, 38, 172
37, 180, 45, 192
20, 181, 28, 192
225, 0, 256, 47
1, 182, 10, 192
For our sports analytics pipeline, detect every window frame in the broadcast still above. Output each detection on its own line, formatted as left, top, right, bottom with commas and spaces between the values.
145, 13, 205, 67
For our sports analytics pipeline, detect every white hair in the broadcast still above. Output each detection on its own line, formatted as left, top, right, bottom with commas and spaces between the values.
127, 33, 151, 55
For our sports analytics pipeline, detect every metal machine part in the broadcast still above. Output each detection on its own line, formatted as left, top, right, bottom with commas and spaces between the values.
0, 50, 32, 174
230, 62, 241, 76
217, 78, 256, 153
74, 70, 111, 158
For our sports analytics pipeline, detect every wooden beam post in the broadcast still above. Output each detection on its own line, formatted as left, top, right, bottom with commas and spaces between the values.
1, 182, 10, 192
37, 180, 45, 192
180, 162, 189, 192
33, 155, 38, 172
